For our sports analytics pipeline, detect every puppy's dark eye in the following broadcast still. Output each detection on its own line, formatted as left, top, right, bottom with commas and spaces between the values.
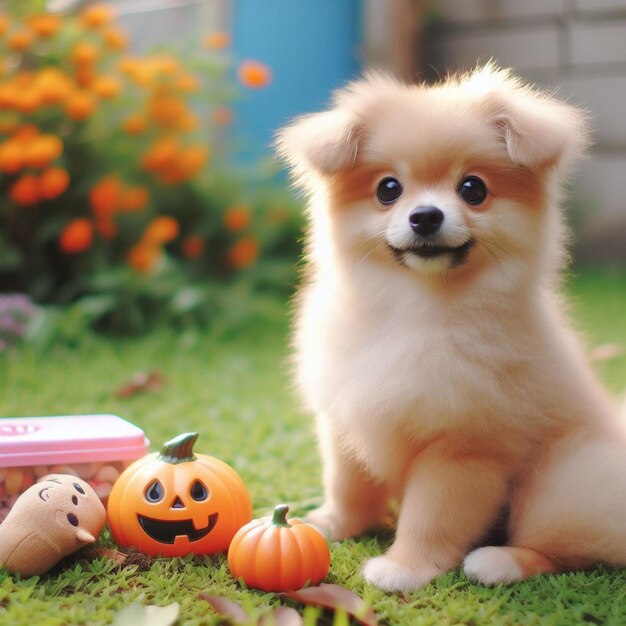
458, 176, 487, 205
73, 482, 85, 494
377, 177, 403, 205
145, 480, 164, 503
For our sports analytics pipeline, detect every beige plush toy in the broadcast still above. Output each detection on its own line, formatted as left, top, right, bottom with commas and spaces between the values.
0, 474, 106, 576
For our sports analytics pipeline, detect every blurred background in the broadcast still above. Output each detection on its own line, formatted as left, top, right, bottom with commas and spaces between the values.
0, 0, 624, 349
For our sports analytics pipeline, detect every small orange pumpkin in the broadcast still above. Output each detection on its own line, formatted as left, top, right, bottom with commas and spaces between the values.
107, 432, 252, 557
227, 504, 330, 591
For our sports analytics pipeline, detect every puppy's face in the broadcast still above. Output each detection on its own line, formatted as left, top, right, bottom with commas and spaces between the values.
278, 67, 589, 280
326, 105, 546, 275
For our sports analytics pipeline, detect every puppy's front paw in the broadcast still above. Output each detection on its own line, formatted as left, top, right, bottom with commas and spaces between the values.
464, 546, 557, 586
463, 547, 523, 586
362, 556, 439, 592
304, 506, 357, 541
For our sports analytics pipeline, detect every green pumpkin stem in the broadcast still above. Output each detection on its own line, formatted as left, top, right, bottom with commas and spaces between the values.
271, 504, 291, 527
158, 432, 198, 464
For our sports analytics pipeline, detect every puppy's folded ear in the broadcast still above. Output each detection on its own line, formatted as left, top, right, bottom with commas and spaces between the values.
491, 89, 591, 172
275, 109, 360, 178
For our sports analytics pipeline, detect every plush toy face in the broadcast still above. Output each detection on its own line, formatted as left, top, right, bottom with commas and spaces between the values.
37, 474, 105, 547
107, 433, 252, 557
0, 474, 106, 576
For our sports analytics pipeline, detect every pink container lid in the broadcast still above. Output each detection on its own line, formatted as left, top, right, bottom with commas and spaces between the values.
0, 414, 150, 467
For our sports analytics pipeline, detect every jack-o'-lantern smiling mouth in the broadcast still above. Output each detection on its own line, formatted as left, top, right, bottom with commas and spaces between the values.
137, 512, 219, 544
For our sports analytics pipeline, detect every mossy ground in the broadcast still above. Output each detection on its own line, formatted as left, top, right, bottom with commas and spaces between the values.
0, 268, 625, 625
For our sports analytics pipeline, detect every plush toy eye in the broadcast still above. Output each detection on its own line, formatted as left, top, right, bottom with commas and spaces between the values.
67, 513, 79, 527
145, 480, 164, 503
376, 177, 403, 205
190, 480, 209, 502
458, 176, 487, 205
73, 482, 85, 494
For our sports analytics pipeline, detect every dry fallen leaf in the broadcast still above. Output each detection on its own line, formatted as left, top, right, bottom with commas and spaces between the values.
258, 607, 303, 626
589, 343, 623, 363
88, 547, 128, 566
285, 584, 378, 626
200, 584, 377, 625
111, 600, 179, 626
116, 370, 165, 398
199, 593, 249, 624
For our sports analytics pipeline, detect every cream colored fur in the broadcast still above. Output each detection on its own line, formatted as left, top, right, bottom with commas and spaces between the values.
276, 65, 626, 592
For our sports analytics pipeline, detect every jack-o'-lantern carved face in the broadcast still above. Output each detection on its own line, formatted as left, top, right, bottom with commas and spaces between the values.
107, 433, 252, 557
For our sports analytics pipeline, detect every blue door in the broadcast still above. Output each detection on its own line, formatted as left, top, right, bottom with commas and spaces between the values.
231, 0, 362, 164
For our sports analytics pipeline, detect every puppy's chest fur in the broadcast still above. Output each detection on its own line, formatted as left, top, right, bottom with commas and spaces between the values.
296, 273, 544, 479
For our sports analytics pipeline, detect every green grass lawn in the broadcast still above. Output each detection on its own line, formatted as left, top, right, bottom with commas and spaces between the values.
1, 268, 625, 626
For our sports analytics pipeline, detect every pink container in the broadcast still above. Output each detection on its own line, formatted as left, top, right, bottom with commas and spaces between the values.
0, 414, 149, 521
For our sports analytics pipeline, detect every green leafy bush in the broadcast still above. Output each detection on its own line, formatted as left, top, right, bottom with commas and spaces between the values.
0, 2, 301, 336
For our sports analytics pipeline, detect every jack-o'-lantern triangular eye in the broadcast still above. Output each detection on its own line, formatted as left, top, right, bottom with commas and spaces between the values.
145, 480, 164, 503
190, 480, 208, 501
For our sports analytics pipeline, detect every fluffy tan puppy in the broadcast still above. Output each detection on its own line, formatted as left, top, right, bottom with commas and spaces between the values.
276, 65, 626, 592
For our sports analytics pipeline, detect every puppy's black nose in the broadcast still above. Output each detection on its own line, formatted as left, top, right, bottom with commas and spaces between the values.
409, 206, 444, 236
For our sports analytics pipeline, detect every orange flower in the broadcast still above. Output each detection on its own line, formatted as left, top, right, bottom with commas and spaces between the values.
13, 124, 40, 141
40, 167, 70, 199
59, 219, 93, 253
118, 57, 154, 88
35, 68, 73, 104
8, 30, 33, 52
228, 236, 259, 269
157, 168, 187, 186
95, 217, 117, 239
82, 4, 115, 28
182, 235, 204, 259
71, 42, 99, 66
120, 186, 149, 211
204, 32, 230, 50
0, 116, 20, 135
141, 137, 179, 172
90, 175, 122, 217
148, 93, 187, 129
24, 134, 63, 168
75, 64, 95, 88
0, 83, 19, 109
65, 90, 97, 121
128, 243, 161, 274
179, 145, 207, 176
92, 74, 121, 99
122, 113, 147, 135
0, 14, 9, 36
173, 73, 200, 92
0, 140, 25, 174
14, 89, 41, 114
117, 57, 137, 73
143, 216, 179, 244
102, 27, 128, 51
174, 111, 198, 132
9, 175, 40, 206
152, 55, 179, 75
13, 71, 33, 88
26, 14, 61, 38
212, 106, 233, 126
224, 205, 251, 232
237, 60, 272, 89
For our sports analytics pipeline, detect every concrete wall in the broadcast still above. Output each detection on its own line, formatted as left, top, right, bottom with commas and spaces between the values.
424, 0, 626, 260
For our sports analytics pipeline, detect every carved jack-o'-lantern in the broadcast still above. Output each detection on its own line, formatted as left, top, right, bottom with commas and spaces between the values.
107, 432, 252, 557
